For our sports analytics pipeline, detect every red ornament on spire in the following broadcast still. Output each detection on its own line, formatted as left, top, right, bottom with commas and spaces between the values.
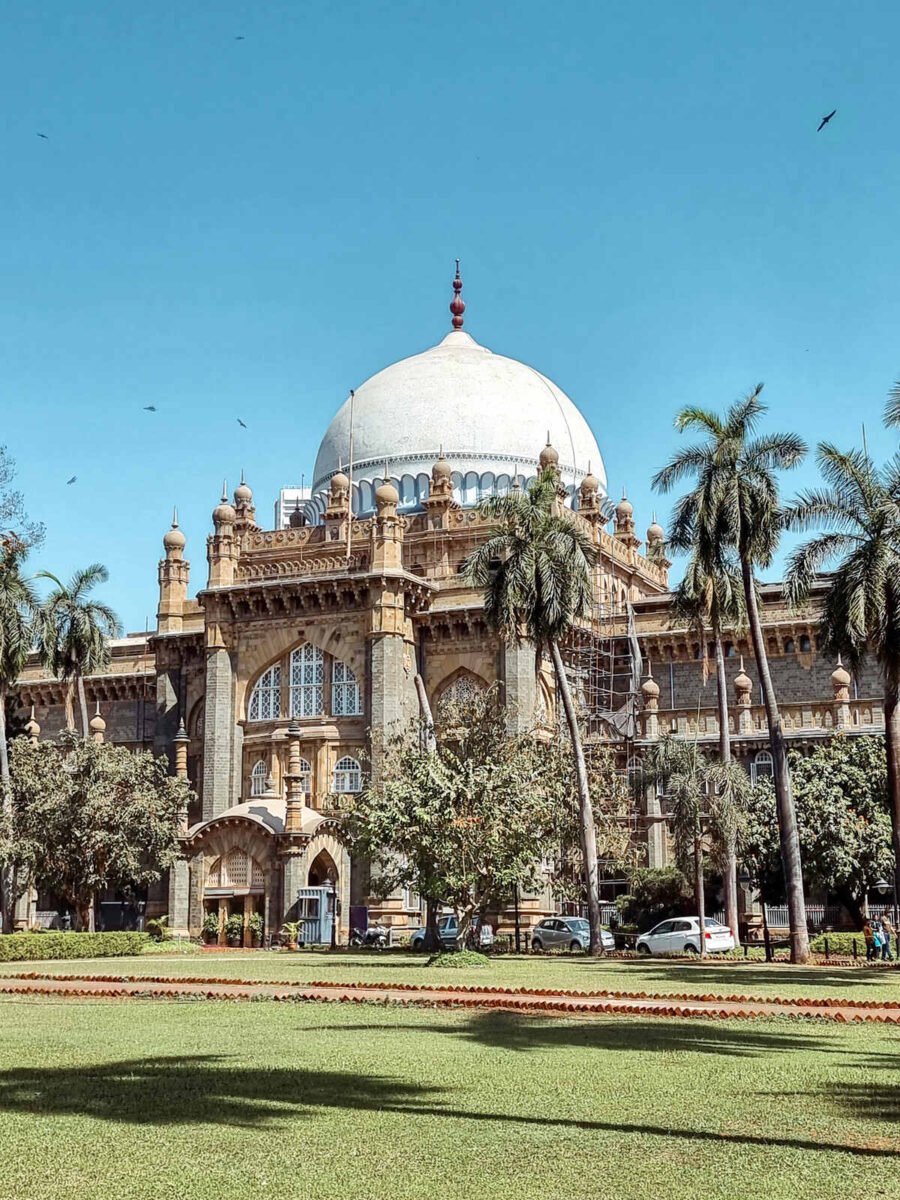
450, 258, 465, 329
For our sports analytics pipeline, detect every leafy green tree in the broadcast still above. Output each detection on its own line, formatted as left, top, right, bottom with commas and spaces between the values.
653, 386, 812, 962
2, 734, 190, 931
672, 547, 746, 940
646, 736, 709, 952
0, 446, 43, 551
464, 468, 606, 953
541, 739, 635, 908
0, 542, 38, 932
35, 564, 121, 736
616, 866, 693, 932
743, 737, 893, 926
347, 689, 557, 949
786, 443, 900, 909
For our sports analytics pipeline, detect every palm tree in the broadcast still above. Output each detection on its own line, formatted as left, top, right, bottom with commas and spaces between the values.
673, 549, 746, 942
0, 540, 38, 931
653, 385, 812, 962
647, 735, 709, 954
35, 564, 121, 735
785, 443, 900, 930
464, 469, 605, 953
884, 381, 900, 429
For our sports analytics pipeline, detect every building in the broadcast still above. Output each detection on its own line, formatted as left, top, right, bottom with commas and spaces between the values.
11, 268, 885, 941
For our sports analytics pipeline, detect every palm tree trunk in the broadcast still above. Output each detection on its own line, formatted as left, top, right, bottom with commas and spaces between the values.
0, 682, 11, 934
77, 674, 89, 738
740, 558, 809, 963
64, 680, 76, 732
883, 680, 900, 929
714, 634, 740, 946
549, 639, 603, 955
694, 823, 706, 958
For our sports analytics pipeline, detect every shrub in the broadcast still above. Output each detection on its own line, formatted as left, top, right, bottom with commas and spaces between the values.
427, 949, 490, 968
0, 932, 148, 962
224, 914, 244, 943
810, 932, 866, 956
616, 867, 693, 932
145, 915, 170, 942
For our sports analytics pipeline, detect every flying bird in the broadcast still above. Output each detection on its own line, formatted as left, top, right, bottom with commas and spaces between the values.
237, 418, 247, 428
817, 109, 837, 132
36, 132, 48, 139
235, 35, 245, 39
143, 405, 157, 412
66, 476, 77, 485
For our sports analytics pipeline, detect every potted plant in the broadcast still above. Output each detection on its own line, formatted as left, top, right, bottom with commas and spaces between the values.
281, 920, 301, 950
224, 913, 244, 948
201, 911, 220, 945
247, 911, 264, 948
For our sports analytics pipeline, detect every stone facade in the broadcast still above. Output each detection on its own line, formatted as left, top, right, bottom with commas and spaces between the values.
10, 291, 887, 939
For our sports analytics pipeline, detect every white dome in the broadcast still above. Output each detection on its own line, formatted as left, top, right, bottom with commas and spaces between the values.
310, 329, 606, 519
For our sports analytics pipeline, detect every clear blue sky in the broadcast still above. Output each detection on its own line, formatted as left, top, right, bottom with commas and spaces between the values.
2, 1, 899, 630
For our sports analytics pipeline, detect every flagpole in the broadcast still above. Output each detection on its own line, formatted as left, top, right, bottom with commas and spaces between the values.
346, 389, 355, 564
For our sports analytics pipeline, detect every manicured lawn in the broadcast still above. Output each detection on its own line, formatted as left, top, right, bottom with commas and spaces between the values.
0, 996, 896, 1200
4, 948, 899, 1002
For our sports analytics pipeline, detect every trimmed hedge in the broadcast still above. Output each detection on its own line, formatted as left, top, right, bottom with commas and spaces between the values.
810, 932, 865, 956
0, 932, 149, 962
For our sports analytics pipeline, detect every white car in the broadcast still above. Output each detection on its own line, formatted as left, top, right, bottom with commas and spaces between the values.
635, 917, 735, 957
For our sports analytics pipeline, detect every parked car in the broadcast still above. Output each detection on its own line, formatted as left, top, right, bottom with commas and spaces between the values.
530, 916, 615, 953
409, 915, 494, 951
635, 917, 735, 957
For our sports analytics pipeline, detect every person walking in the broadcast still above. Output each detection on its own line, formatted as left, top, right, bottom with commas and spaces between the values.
863, 919, 877, 961
880, 913, 894, 962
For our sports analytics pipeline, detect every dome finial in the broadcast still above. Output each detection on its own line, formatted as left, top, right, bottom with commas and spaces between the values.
450, 259, 465, 330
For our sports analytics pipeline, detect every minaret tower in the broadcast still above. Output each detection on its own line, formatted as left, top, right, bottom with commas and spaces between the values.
158, 509, 190, 633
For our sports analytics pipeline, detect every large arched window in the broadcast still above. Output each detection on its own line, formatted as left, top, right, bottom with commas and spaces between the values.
250, 759, 268, 796
248, 663, 281, 721
298, 757, 312, 795
750, 750, 774, 785
333, 755, 361, 793
290, 644, 324, 717
332, 658, 362, 716
438, 673, 485, 711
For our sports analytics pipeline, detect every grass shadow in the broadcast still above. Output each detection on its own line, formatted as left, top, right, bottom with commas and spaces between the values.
0, 1051, 894, 1158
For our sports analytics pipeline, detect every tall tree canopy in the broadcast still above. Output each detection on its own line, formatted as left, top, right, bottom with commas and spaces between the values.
348, 690, 561, 948
743, 736, 893, 925
2, 735, 190, 930
0, 446, 43, 551
35, 564, 121, 735
786, 443, 900, 917
653, 386, 811, 962
465, 467, 607, 953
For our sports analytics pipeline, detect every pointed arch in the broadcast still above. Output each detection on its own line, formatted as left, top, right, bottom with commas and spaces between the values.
290, 643, 325, 717
250, 759, 268, 796
248, 662, 282, 721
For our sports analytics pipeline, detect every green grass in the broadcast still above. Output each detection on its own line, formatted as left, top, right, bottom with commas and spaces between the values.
3, 948, 899, 1003
0, 995, 896, 1200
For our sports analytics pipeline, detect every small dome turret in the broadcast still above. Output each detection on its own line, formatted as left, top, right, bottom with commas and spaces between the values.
539, 439, 560, 469
163, 508, 186, 554
234, 472, 253, 506
432, 454, 452, 483
375, 479, 399, 508
213, 481, 236, 527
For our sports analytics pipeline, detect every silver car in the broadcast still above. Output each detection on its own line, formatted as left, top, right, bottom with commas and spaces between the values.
531, 917, 615, 953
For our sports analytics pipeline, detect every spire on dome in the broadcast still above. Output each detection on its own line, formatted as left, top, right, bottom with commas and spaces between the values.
450, 259, 465, 329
